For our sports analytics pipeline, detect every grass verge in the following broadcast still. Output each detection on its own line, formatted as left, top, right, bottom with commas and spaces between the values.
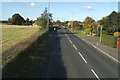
69, 28, 99, 39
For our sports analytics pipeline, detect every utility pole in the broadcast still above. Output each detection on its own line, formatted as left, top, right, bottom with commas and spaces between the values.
72, 12, 74, 30
97, 25, 99, 37
97, 25, 100, 45
100, 26, 103, 43
47, 0, 50, 28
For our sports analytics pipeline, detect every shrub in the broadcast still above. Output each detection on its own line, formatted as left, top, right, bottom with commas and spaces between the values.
101, 34, 117, 48
114, 32, 120, 37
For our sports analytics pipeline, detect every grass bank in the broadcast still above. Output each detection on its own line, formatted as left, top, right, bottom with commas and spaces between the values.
2, 30, 50, 78
2, 24, 41, 51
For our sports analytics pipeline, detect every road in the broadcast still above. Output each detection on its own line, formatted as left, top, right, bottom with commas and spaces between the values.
35, 27, 119, 79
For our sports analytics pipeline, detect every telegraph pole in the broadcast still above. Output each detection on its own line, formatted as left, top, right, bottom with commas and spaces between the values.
100, 26, 103, 43
47, 0, 50, 28
72, 12, 74, 30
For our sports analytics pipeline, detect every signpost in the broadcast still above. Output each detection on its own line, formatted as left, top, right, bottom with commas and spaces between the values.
100, 26, 103, 43
117, 38, 120, 49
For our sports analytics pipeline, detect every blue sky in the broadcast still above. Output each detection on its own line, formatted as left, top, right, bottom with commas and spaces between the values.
1, 2, 119, 22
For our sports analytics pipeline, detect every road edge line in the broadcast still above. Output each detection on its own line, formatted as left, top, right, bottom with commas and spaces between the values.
67, 28, 119, 64
92, 44, 120, 64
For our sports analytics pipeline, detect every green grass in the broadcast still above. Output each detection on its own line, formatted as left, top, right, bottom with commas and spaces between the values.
72, 30, 86, 36
2, 31, 50, 78
71, 29, 99, 39
2, 25, 44, 51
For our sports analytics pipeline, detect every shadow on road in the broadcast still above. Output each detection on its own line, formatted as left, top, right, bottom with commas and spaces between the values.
34, 30, 67, 78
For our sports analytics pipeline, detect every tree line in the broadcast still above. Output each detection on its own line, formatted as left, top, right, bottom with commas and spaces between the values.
64, 11, 119, 36
7, 14, 33, 25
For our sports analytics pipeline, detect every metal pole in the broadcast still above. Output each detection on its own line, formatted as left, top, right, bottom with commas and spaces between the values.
47, 0, 50, 28
72, 12, 74, 30
100, 26, 103, 43
97, 26, 98, 37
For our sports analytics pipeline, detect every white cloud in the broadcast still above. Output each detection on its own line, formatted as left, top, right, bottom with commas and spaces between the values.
30, 3, 40, 7
81, 6, 94, 11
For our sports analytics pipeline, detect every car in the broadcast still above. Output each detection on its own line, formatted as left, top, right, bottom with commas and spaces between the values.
64, 26, 67, 29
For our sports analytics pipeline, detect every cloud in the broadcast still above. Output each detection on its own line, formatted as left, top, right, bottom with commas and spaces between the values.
81, 6, 94, 11
30, 3, 40, 7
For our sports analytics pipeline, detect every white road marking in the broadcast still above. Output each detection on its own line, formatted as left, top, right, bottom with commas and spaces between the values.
73, 45, 77, 50
67, 37, 70, 40
68, 28, 120, 64
89, 42, 91, 44
92, 44, 120, 64
65, 34, 67, 37
78, 52, 87, 63
69, 40, 72, 43
91, 69, 100, 80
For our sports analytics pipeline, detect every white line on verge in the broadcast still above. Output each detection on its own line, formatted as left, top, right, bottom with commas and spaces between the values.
91, 69, 100, 80
73, 45, 77, 50
78, 52, 87, 63
92, 44, 120, 64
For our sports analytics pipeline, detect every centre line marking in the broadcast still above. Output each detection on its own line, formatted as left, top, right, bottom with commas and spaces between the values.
78, 52, 87, 63
69, 40, 72, 43
67, 37, 70, 40
73, 45, 77, 50
65, 34, 67, 36
91, 69, 100, 80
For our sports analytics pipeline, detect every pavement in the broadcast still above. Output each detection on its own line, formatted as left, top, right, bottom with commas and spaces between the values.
34, 27, 119, 79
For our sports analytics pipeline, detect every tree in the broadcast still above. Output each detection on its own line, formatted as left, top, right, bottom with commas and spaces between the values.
56, 20, 61, 26
37, 7, 53, 29
83, 16, 95, 35
8, 18, 12, 24
11, 13, 25, 25
25, 18, 30, 25
98, 11, 119, 34
37, 17, 47, 29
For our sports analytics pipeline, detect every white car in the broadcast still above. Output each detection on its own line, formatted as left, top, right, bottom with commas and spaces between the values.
64, 26, 66, 29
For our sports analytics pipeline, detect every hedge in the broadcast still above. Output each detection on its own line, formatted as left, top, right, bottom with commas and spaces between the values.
101, 34, 117, 48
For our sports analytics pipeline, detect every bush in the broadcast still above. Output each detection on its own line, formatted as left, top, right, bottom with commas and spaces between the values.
101, 34, 117, 48
73, 26, 80, 31
114, 32, 120, 37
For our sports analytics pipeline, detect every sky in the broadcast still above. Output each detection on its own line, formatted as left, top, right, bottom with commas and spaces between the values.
1, 0, 120, 2
1, 2, 119, 22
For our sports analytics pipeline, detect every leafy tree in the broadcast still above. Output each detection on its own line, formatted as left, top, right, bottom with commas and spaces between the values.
38, 17, 47, 29
83, 16, 95, 35
25, 18, 31, 25
56, 20, 61, 26
8, 18, 12, 24
37, 7, 52, 29
11, 13, 25, 25
98, 11, 119, 34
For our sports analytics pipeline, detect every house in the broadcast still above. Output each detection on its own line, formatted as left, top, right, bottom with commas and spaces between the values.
32, 18, 40, 26
68, 21, 80, 26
